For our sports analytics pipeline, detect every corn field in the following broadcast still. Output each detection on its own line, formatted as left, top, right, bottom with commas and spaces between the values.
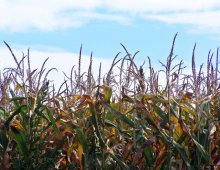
0, 34, 219, 169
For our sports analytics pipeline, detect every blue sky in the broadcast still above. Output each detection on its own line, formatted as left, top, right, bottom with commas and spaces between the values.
0, 0, 220, 86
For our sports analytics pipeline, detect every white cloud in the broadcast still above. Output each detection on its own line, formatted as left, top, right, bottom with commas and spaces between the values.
0, 0, 131, 32
103, 0, 220, 34
104, 0, 220, 14
1, 0, 220, 34
145, 11, 220, 34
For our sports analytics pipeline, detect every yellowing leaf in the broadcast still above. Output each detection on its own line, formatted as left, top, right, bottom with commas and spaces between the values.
171, 115, 178, 123
60, 159, 67, 168
62, 126, 72, 134
15, 83, 22, 92
111, 127, 116, 135
175, 124, 183, 135
11, 122, 24, 131
103, 85, 112, 102
73, 95, 81, 100
60, 110, 67, 116
77, 144, 83, 169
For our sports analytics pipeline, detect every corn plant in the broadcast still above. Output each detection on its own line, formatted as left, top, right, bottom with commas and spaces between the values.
0, 35, 219, 170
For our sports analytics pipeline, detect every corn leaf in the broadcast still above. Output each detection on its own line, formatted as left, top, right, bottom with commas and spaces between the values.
45, 107, 60, 135
152, 104, 169, 125
71, 123, 87, 151
78, 143, 83, 169
109, 150, 129, 170
103, 103, 135, 128
191, 134, 210, 163
4, 105, 27, 128
0, 131, 9, 151
11, 126, 28, 155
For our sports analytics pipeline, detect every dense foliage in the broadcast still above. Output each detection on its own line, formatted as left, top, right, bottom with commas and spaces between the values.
0, 35, 219, 169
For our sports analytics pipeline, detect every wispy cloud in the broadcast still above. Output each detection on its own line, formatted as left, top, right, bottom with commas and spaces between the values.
1, 0, 220, 34
145, 11, 220, 34
104, 0, 220, 34
104, 0, 220, 13
0, 0, 130, 32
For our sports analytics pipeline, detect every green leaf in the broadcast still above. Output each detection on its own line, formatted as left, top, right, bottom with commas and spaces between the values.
4, 105, 27, 128
122, 94, 134, 103
103, 85, 112, 102
152, 104, 169, 125
172, 140, 191, 169
191, 134, 210, 163
179, 116, 210, 163
37, 81, 49, 104
109, 150, 129, 170
103, 103, 135, 128
72, 123, 87, 151
45, 107, 60, 135
11, 126, 28, 155
0, 131, 9, 151
9, 88, 20, 108
0, 107, 7, 119
144, 113, 160, 132
200, 99, 211, 117
144, 146, 154, 167
105, 111, 115, 121
105, 119, 122, 131
132, 137, 156, 166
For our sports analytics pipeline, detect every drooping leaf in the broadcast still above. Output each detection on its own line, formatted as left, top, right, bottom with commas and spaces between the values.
172, 140, 191, 169
152, 104, 169, 125
105, 119, 124, 134
179, 116, 210, 163
122, 94, 134, 103
191, 134, 210, 163
103, 103, 135, 128
109, 150, 129, 170
132, 136, 156, 166
11, 121, 25, 131
4, 105, 27, 128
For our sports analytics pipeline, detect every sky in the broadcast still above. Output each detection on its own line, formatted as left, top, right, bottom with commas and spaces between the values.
0, 0, 220, 87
